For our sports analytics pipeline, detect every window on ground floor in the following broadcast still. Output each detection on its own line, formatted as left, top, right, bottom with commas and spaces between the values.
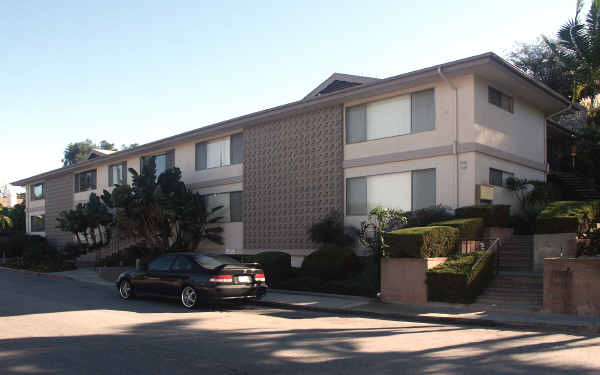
346, 168, 436, 215
489, 168, 514, 187
203, 191, 243, 222
30, 214, 45, 232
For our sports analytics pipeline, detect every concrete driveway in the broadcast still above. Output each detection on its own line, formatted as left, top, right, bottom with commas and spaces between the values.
1, 269, 600, 374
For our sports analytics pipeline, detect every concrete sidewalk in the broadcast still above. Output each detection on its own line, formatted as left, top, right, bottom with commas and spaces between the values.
259, 290, 600, 334
42, 267, 600, 334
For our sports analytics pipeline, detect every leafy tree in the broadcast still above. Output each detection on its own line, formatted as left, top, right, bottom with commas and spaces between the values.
61, 139, 119, 166
121, 143, 139, 150
101, 159, 223, 252
0, 205, 13, 231
97, 140, 117, 151
508, 39, 574, 99
5, 203, 25, 232
57, 195, 111, 247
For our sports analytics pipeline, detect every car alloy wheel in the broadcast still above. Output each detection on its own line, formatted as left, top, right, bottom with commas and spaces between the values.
181, 286, 198, 309
119, 280, 133, 300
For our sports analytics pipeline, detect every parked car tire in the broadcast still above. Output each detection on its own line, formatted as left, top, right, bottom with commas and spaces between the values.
181, 285, 198, 309
118, 279, 135, 300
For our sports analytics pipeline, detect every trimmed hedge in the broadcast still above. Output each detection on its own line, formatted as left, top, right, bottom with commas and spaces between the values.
301, 245, 361, 282
454, 204, 511, 227
535, 200, 600, 234
428, 218, 484, 240
252, 251, 292, 287
384, 226, 459, 258
426, 247, 496, 303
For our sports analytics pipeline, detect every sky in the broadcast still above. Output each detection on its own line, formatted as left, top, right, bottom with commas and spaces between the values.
0, 0, 577, 186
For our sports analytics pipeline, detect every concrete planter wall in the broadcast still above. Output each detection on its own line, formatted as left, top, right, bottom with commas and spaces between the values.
533, 233, 577, 271
483, 227, 513, 242
543, 257, 600, 316
380, 257, 447, 304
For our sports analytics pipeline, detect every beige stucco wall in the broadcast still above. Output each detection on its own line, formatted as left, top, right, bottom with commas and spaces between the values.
475, 153, 546, 211
344, 74, 475, 161
194, 182, 244, 252
534, 233, 577, 271
473, 75, 546, 165
543, 258, 600, 316
25, 182, 45, 235
344, 154, 457, 229
380, 257, 447, 304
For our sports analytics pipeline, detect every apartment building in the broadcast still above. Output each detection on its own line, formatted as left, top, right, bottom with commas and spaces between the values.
13, 53, 571, 263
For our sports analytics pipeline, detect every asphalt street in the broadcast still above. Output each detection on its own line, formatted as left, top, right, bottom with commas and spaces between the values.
1, 269, 599, 374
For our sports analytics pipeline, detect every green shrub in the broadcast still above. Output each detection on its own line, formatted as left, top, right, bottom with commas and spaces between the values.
252, 251, 292, 287
277, 276, 322, 292
301, 245, 361, 282
406, 205, 453, 227
308, 210, 357, 247
384, 226, 459, 258
428, 218, 484, 240
454, 204, 511, 227
426, 247, 496, 303
4, 233, 46, 258
535, 200, 600, 234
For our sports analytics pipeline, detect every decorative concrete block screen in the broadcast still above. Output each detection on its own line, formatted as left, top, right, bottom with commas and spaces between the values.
45, 173, 74, 248
244, 105, 344, 249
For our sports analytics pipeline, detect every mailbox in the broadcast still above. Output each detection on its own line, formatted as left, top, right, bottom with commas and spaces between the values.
476, 184, 494, 202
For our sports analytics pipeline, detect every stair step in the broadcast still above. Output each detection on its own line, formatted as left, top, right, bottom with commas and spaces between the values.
483, 287, 542, 296
477, 296, 542, 305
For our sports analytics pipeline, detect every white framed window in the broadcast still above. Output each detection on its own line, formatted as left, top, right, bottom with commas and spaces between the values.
30, 214, 45, 232
489, 168, 514, 187
206, 137, 231, 169
31, 183, 44, 201
203, 191, 243, 222
488, 87, 513, 113
346, 89, 435, 144
74, 170, 97, 193
108, 162, 126, 186
346, 169, 436, 215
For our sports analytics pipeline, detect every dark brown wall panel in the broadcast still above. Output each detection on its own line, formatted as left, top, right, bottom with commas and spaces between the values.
244, 104, 344, 249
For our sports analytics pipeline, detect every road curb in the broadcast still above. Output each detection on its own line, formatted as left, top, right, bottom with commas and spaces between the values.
0, 266, 75, 281
254, 300, 600, 335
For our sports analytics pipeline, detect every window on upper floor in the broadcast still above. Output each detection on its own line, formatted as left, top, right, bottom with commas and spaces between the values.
140, 150, 175, 179
346, 169, 436, 215
74, 170, 97, 193
30, 214, 45, 232
489, 168, 514, 187
31, 183, 44, 201
203, 191, 243, 222
345, 89, 435, 144
488, 86, 513, 113
108, 162, 127, 186
195, 133, 243, 170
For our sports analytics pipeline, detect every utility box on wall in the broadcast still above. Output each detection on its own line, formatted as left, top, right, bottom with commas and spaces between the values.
476, 184, 494, 203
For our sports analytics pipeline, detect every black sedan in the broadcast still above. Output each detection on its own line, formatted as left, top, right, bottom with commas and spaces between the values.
115, 252, 268, 308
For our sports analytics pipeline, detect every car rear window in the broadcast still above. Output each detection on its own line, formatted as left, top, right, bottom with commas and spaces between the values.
194, 254, 241, 269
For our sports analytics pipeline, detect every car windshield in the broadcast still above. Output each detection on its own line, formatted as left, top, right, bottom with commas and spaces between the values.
194, 254, 241, 270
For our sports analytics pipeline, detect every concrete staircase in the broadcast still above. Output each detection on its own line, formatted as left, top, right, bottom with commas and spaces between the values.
552, 171, 600, 200
475, 235, 543, 312
75, 236, 137, 267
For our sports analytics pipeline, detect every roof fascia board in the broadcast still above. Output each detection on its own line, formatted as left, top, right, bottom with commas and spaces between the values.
12, 53, 570, 186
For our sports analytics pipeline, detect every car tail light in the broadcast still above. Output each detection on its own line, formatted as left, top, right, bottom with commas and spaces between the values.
210, 275, 233, 283
254, 274, 266, 282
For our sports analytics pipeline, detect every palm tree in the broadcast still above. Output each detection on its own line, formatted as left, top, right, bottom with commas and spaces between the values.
544, 0, 600, 101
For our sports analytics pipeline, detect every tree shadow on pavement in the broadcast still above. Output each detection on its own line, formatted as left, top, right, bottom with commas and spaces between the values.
1, 316, 599, 374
